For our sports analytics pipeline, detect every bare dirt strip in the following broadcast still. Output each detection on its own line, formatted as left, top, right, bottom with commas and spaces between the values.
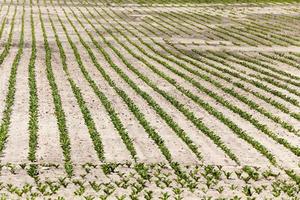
0, 0, 300, 199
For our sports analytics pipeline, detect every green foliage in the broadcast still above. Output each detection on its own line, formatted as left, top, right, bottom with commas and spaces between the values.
0, 5, 23, 154
28, 2, 39, 164
38, 5, 73, 176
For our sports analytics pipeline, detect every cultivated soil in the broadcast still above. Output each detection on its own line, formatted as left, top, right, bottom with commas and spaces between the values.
0, 0, 299, 199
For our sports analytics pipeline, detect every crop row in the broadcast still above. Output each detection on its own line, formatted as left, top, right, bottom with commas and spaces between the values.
38, 5, 73, 176
196, 11, 299, 46
51, 3, 197, 183
194, 51, 300, 107
76, 6, 238, 163
0, 6, 16, 65
0, 3, 11, 40
1, 1, 300, 196
82, 5, 279, 165
48, 12, 106, 163
198, 51, 300, 105
0, 4, 23, 155
97, 6, 299, 163
225, 52, 300, 84
151, 41, 300, 121
140, 8, 278, 46
108, 9, 300, 136
60, 0, 298, 184
127, 7, 299, 87
260, 52, 300, 71
47, 6, 138, 164
28, 2, 38, 163
118, 12, 299, 122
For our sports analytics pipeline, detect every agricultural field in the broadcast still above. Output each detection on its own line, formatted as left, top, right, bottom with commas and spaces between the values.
0, 0, 300, 199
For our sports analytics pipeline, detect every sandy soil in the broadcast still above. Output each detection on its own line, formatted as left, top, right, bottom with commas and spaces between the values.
34, 7, 65, 164
0, 49, 19, 122
1, 6, 31, 163
0, 0, 300, 199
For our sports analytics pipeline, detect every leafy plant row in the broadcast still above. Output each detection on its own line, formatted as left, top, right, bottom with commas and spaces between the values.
0, 3, 11, 40
262, 13, 300, 35
88, 4, 300, 184
150, 9, 250, 45
52, 9, 139, 162
245, 16, 300, 43
97, 6, 299, 164
144, 10, 192, 36
200, 51, 300, 106
260, 52, 300, 71
138, 44, 300, 157
193, 51, 300, 107
147, 43, 299, 135
46, 11, 106, 163
47, 7, 138, 163
76, 0, 298, 184
191, 11, 299, 47
274, 52, 300, 71
182, 14, 255, 46
225, 26, 274, 46
199, 13, 299, 46
246, 15, 291, 33
250, 73, 300, 98
56, 5, 192, 183
163, 47, 298, 133
239, 22, 300, 46
157, 41, 300, 121
0, 6, 17, 65
88, 6, 278, 165
168, 9, 296, 46
149, 8, 203, 34
173, 9, 275, 46
224, 20, 291, 46
227, 53, 300, 85
70, 0, 206, 163
115, 10, 297, 122
135, 6, 205, 36
224, 51, 300, 84
0, 4, 23, 154
38, 5, 73, 176
28, 4, 39, 163
78, 6, 236, 163
216, 51, 300, 93
140, 9, 233, 46
120, 6, 300, 123
109, 10, 300, 135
